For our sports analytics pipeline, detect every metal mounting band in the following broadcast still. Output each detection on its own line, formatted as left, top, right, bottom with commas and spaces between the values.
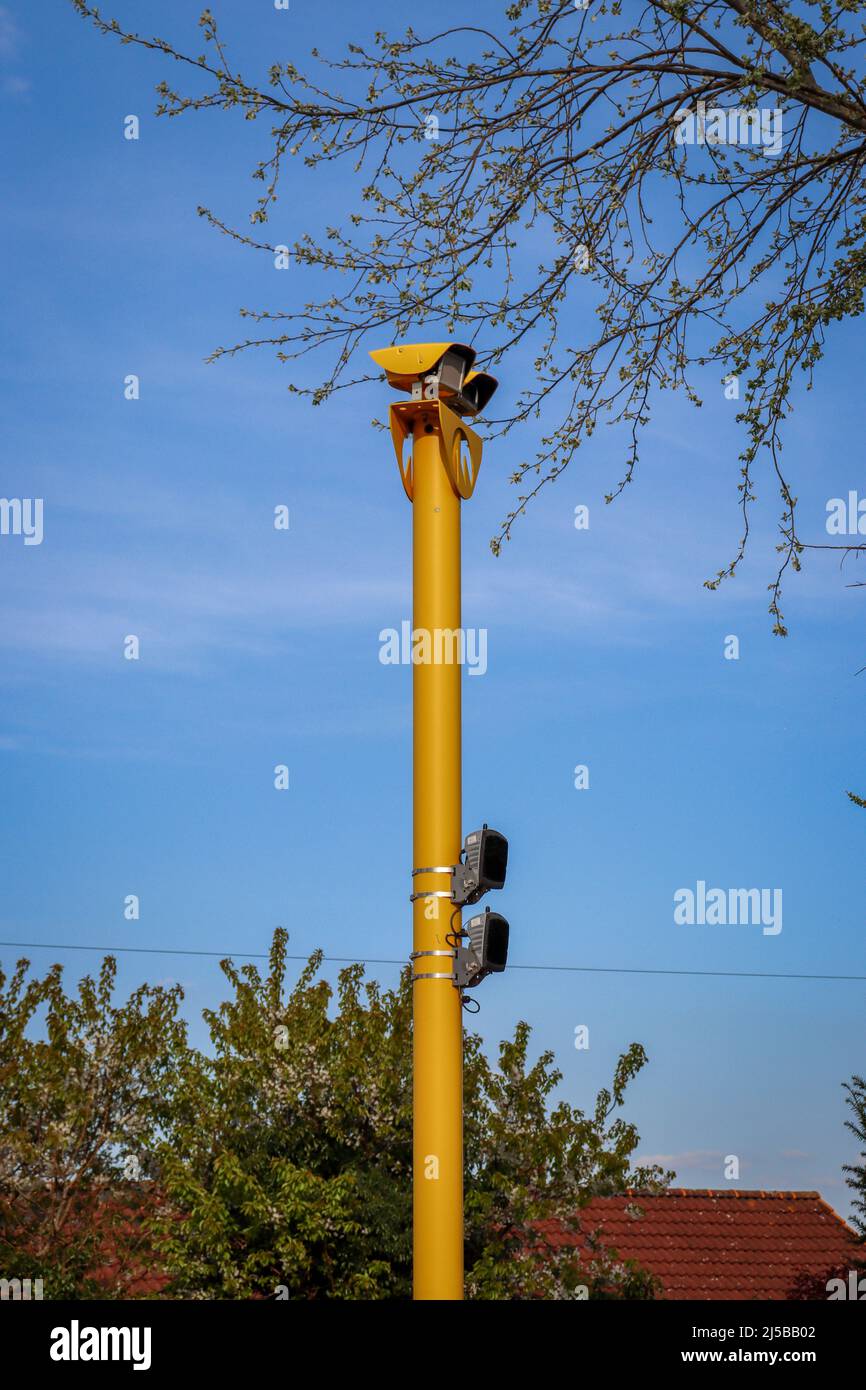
409, 889, 454, 903
411, 865, 455, 877
411, 949, 456, 983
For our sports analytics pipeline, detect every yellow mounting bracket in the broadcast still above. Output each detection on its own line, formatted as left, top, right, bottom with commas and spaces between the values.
438, 400, 482, 500
388, 400, 483, 503
388, 400, 424, 502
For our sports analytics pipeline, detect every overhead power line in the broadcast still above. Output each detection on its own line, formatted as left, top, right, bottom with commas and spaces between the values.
0, 940, 863, 983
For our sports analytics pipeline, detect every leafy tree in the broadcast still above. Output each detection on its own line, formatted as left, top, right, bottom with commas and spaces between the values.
788, 1074, 866, 1296
151, 934, 414, 1299
842, 1073, 866, 1254
0, 933, 666, 1298
153, 928, 668, 1299
71, 0, 866, 630
0, 954, 185, 1298
464, 1019, 666, 1298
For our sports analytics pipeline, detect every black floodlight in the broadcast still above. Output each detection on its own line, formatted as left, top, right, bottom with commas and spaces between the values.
454, 908, 510, 989
436, 348, 471, 399
437, 358, 499, 418
454, 369, 499, 418
451, 824, 508, 906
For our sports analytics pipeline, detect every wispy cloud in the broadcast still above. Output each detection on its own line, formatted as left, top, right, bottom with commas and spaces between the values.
637, 1149, 727, 1171
0, 7, 20, 60
0, 6, 28, 101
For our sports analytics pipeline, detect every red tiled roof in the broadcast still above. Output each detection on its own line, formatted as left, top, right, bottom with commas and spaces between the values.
538, 1189, 859, 1300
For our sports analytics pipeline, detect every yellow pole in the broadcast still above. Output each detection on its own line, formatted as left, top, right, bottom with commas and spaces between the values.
370, 342, 495, 1300
411, 421, 464, 1301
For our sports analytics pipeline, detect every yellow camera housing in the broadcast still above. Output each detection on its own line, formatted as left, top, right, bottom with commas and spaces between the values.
369, 341, 497, 418
369, 341, 476, 391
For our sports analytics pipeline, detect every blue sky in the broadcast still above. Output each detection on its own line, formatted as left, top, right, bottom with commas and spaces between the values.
1, 0, 864, 1217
